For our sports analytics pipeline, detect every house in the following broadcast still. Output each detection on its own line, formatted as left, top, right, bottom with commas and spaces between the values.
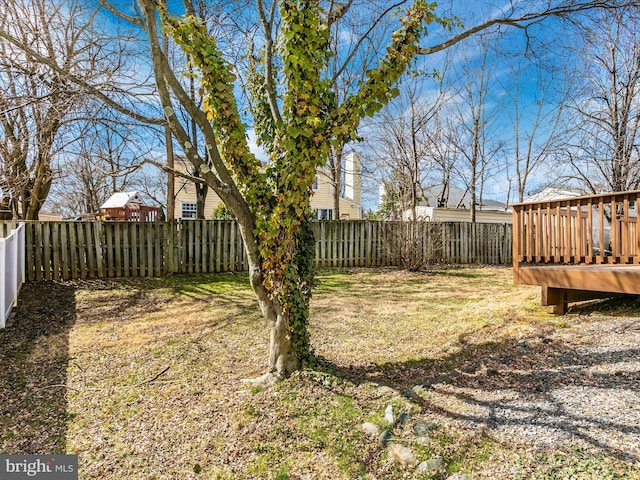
402, 206, 512, 224
101, 191, 160, 221
399, 185, 511, 223
174, 153, 363, 220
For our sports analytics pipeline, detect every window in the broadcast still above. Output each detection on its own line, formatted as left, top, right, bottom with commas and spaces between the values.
316, 208, 333, 220
181, 202, 197, 220
313, 175, 319, 191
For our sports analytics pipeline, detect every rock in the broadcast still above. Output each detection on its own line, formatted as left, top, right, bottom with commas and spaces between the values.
446, 474, 470, 480
387, 443, 417, 468
397, 412, 410, 425
417, 457, 446, 473
415, 436, 429, 446
361, 422, 380, 439
485, 367, 498, 376
412, 384, 429, 395
413, 421, 437, 436
378, 429, 394, 446
403, 387, 419, 399
384, 404, 395, 426
376, 385, 396, 397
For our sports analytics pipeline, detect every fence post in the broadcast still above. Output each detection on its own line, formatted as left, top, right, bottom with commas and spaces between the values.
18, 223, 25, 292
0, 238, 5, 329
10, 227, 17, 307
94, 220, 105, 278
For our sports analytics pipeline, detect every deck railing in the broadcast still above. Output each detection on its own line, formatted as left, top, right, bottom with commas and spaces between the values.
512, 190, 640, 269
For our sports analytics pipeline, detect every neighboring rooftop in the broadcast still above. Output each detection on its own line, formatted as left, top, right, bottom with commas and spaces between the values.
419, 185, 507, 211
101, 191, 145, 209
523, 187, 584, 203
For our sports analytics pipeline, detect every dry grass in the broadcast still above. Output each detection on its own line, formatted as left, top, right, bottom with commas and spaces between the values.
1, 267, 638, 479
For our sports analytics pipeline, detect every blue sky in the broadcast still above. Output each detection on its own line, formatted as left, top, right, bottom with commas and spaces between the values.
91, 1, 600, 213
347, 0, 585, 210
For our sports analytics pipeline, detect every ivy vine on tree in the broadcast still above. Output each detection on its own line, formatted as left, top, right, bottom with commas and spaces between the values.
155, 0, 450, 381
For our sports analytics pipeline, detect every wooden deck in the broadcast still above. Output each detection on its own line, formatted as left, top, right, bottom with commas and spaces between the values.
513, 190, 640, 313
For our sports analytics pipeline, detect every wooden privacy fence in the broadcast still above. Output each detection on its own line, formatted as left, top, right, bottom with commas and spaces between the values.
0, 220, 512, 281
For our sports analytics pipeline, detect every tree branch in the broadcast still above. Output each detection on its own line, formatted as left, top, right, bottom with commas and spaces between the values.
419, 1, 639, 56
143, 157, 205, 184
100, 0, 144, 27
0, 28, 164, 125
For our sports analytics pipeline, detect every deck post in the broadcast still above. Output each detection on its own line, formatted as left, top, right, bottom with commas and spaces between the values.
541, 287, 567, 315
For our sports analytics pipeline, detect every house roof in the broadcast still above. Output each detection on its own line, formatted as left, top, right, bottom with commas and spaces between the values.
524, 187, 584, 203
101, 191, 145, 209
419, 185, 507, 210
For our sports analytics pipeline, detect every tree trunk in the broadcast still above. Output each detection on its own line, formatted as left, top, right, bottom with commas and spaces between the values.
165, 128, 175, 220
268, 309, 299, 376
239, 210, 315, 381
247, 263, 311, 379
195, 182, 207, 219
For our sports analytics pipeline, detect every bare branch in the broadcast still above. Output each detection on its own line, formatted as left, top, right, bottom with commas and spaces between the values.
0, 28, 164, 125
99, 0, 143, 27
142, 158, 205, 183
419, 1, 640, 56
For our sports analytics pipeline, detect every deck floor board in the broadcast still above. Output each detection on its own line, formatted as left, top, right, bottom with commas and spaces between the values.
517, 264, 640, 296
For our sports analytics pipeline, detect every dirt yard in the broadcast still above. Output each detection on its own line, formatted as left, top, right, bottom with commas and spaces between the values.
1, 267, 638, 479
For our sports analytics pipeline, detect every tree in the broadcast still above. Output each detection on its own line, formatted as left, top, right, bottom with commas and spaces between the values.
148, 0, 439, 381
367, 77, 445, 220
48, 114, 162, 217
424, 115, 460, 207
506, 52, 566, 203
560, 7, 640, 194
0, 0, 131, 219
448, 44, 506, 222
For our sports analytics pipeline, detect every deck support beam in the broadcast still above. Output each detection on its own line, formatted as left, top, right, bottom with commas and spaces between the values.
541, 286, 624, 315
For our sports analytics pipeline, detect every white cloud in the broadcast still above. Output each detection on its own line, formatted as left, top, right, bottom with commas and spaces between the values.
245, 128, 269, 163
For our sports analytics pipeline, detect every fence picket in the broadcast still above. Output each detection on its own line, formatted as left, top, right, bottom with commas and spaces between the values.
42, 224, 50, 281
32, 223, 41, 281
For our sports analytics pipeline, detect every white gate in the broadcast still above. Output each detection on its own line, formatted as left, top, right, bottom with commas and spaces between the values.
0, 223, 25, 328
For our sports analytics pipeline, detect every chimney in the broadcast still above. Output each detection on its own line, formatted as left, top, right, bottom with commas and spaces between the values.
344, 153, 361, 205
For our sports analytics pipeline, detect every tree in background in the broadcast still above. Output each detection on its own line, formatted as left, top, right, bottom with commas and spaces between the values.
0, 0, 139, 219
49, 114, 163, 218
506, 52, 566, 203
448, 44, 506, 222
367, 76, 445, 220
561, 7, 640, 194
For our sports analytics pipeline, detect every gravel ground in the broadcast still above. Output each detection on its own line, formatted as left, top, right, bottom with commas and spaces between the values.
414, 313, 640, 464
